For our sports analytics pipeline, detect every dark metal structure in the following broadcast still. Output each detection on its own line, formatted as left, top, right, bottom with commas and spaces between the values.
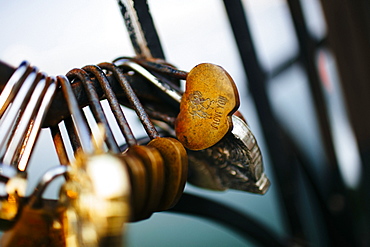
112, 0, 370, 245
0, 0, 369, 246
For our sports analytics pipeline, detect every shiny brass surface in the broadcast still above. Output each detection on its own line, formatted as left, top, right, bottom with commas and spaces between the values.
175, 63, 240, 150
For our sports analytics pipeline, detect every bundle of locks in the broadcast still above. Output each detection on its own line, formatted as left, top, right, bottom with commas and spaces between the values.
0, 56, 270, 246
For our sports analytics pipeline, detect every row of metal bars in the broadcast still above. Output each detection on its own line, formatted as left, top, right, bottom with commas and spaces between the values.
223, 1, 354, 246
123, 0, 365, 246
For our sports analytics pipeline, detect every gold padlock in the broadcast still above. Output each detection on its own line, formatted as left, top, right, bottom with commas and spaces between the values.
60, 127, 131, 246
1, 166, 68, 246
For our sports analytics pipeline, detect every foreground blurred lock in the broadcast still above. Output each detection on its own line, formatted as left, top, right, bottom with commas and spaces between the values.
1, 166, 68, 246
60, 147, 131, 246
0, 165, 27, 231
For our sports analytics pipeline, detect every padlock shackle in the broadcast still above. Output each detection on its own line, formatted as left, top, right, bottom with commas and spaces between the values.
29, 165, 70, 209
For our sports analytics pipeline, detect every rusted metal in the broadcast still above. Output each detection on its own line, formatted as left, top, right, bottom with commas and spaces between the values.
43, 69, 177, 128
66, 69, 120, 153
114, 57, 188, 80
58, 75, 93, 154
0, 60, 180, 129
98, 62, 160, 139
83, 65, 137, 148
117, 0, 165, 59
116, 59, 182, 106
0, 64, 57, 172
50, 125, 69, 166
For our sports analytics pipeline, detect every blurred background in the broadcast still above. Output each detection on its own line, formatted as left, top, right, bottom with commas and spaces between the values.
0, 0, 369, 246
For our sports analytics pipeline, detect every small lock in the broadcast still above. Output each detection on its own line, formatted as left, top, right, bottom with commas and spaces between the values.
176, 63, 240, 151
60, 148, 131, 246
0, 165, 68, 246
0, 164, 27, 231
187, 115, 270, 194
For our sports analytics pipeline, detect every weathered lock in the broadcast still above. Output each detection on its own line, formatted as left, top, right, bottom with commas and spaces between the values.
175, 63, 240, 151
60, 144, 131, 246
0, 164, 27, 231
187, 115, 270, 194
0, 166, 68, 246
98, 62, 188, 213
114, 58, 272, 194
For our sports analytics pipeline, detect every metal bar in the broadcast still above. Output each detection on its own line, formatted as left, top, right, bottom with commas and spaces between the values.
98, 62, 160, 139
50, 125, 70, 166
223, 0, 306, 240
268, 38, 326, 79
83, 65, 137, 147
17, 77, 58, 171
66, 69, 120, 154
58, 75, 93, 154
286, 0, 356, 245
318, 0, 370, 244
117, 0, 165, 59
286, 0, 338, 169
64, 116, 81, 154
170, 193, 288, 247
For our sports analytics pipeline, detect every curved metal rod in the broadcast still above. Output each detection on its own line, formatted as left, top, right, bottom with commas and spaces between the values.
0, 61, 30, 116
113, 56, 188, 80
98, 62, 160, 139
66, 69, 120, 153
3, 75, 50, 170
115, 59, 182, 104
58, 75, 93, 154
169, 193, 288, 247
83, 65, 137, 148
28, 165, 70, 209
0, 68, 39, 161
17, 77, 58, 171
0, 61, 180, 128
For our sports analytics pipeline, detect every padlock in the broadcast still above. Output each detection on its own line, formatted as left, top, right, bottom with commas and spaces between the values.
60, 141, 131, 246
81, 64, 163, 220
114, 58, 272, 194
0, 62, 57, 232
56, 74, 131, 246
175, 63, 240, 150
187, 115, 270, 194
99, 62, 188, 211
0, 165, 27, 231
114, 59, 240, 151
0, 166, 68, 246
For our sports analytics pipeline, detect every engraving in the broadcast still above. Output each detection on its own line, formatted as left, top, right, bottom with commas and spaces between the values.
188, 91, 229, 130
188, 91, 214, 119
211, 111, 222, 129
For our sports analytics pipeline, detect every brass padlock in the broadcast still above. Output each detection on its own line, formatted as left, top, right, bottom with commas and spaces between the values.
60, 149, 131, 246
0, 164, 27, 231
0, 166, 68, 246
